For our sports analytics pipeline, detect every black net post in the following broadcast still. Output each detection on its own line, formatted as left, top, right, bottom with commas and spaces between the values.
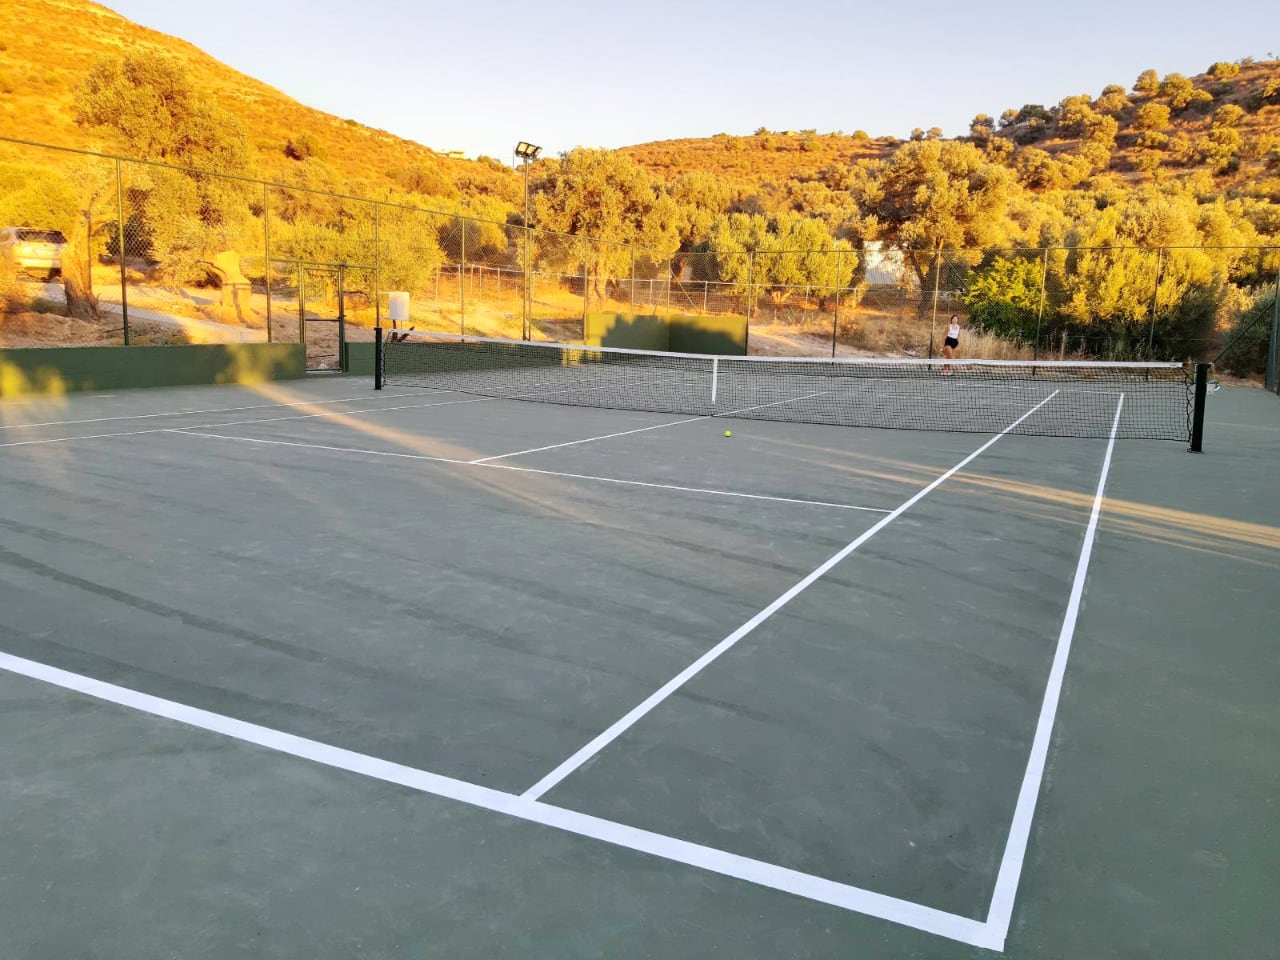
1189, 362, 1210, 452
374, 325, 384, 391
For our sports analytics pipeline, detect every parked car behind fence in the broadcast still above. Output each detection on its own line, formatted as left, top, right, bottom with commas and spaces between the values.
0, 227, 67, 280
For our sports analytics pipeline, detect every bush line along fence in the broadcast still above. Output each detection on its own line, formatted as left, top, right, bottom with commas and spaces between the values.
1, 135, 1278, 390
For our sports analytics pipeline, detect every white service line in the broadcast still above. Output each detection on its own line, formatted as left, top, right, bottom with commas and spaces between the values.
0, 391, 440, 430
983, 394, 1124, 951
519, 390, 1061, 803
0, 396, 489, 449
469, 415, 707, 463
479, 462, 892, 513
718, 390, 830, 417
166, 429, 888, 513
0, 650, 991, 948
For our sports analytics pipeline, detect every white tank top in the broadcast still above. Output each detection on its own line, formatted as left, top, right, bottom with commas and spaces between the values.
948, 320, 960, 339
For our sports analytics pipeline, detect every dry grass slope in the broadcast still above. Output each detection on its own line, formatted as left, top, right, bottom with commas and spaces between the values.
0, 0, 516, 199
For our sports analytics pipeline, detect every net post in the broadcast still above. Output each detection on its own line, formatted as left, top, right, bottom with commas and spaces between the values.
1189, 362, 1209, 452
374, 325, 384, 391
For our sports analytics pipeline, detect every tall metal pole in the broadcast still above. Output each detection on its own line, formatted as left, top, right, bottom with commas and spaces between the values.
629, 247, 636, 316
298, 261, 305, 349
928, 247, 943, 359
337, 265, 346, 372
1147, 246, 1163, 358
664, 255, 672, 315
1033, 246, 1048, 362
1264, 264, 1280, 392
523, 159, 531, 340
115, 159, 129, 345
459, 220, 466, 336
581, 249, 590, 329
263, 182, 272, 343
373, 202, 381, 329
832, 249, 843, 358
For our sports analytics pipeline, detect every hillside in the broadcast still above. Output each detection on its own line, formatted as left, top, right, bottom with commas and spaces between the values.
619, 62, 1280, 204
2, 0, 1277, 214
0, 0, 517, 201
624, 131, 894, 185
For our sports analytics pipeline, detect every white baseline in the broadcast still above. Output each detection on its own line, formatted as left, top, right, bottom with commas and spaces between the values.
0, 650, 989, 948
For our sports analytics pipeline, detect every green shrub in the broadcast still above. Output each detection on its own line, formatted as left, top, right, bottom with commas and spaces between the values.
1218, 290, 1277, 378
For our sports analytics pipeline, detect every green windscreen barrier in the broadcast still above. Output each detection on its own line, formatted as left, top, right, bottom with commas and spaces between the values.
582, 313, 670, 351
343, 341, 376, 375
0, 343, 306, 397
582, 313, 747, 355
669, 315, 748, 355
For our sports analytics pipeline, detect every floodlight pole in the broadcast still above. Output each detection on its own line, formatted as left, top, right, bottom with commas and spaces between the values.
515, 141, 541, 341
523, 158, 531, 340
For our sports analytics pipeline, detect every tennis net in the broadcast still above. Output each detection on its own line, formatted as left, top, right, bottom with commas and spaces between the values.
377, 331, 1200, 442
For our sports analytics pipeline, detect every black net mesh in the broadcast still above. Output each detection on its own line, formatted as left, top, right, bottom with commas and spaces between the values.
381, 332, 1193, 441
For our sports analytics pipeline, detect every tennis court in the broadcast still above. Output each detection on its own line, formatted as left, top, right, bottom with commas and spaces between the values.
1, 343, 1276, 959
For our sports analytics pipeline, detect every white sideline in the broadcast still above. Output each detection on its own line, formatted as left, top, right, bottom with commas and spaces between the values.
165, 429, 891, 513
0, 650, 991, 948
0, 396, 489, 449
982, 394, 1125, 950
519, 390, 1061, 803
0, 392, 436, 431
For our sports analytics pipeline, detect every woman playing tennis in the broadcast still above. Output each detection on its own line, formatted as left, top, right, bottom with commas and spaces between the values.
941, 314, 961, 375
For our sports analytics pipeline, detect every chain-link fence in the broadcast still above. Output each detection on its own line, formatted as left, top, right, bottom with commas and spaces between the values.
2, 135, 1278, 388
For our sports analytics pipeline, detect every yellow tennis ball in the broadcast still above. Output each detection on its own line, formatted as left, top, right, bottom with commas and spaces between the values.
724, 430, 732, 438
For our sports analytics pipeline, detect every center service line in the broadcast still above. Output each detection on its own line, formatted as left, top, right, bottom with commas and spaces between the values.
520, 390, 1061, 802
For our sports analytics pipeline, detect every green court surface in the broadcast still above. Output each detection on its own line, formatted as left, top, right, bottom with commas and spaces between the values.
0, 375, 1276, 959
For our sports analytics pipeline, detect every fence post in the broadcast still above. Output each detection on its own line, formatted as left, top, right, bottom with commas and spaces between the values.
523, 224, 532, 340
298, 261, 305, 349
337, 265, 346, 372
832, 249, 842, 358
582, 250, 590, 329
665, 257, 672, 316
373, 203, 381, 329
263, 182, 272, 343
1033, 247, 1049, 362
115, 158, 129, 346
1268, 262, 1280, 393
628, 247, 636, 316
1147, 246, 1163, 358
459, 221, 466, 336
927, 248, 942, 359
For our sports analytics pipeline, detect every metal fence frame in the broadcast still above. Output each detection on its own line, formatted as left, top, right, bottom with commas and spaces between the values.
3, 135, 1279, 381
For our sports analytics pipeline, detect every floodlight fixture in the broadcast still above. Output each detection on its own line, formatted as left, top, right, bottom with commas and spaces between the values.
515, 141, 542, 160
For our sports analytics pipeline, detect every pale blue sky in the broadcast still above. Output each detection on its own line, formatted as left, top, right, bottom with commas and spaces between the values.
105, 0, 1275, 164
